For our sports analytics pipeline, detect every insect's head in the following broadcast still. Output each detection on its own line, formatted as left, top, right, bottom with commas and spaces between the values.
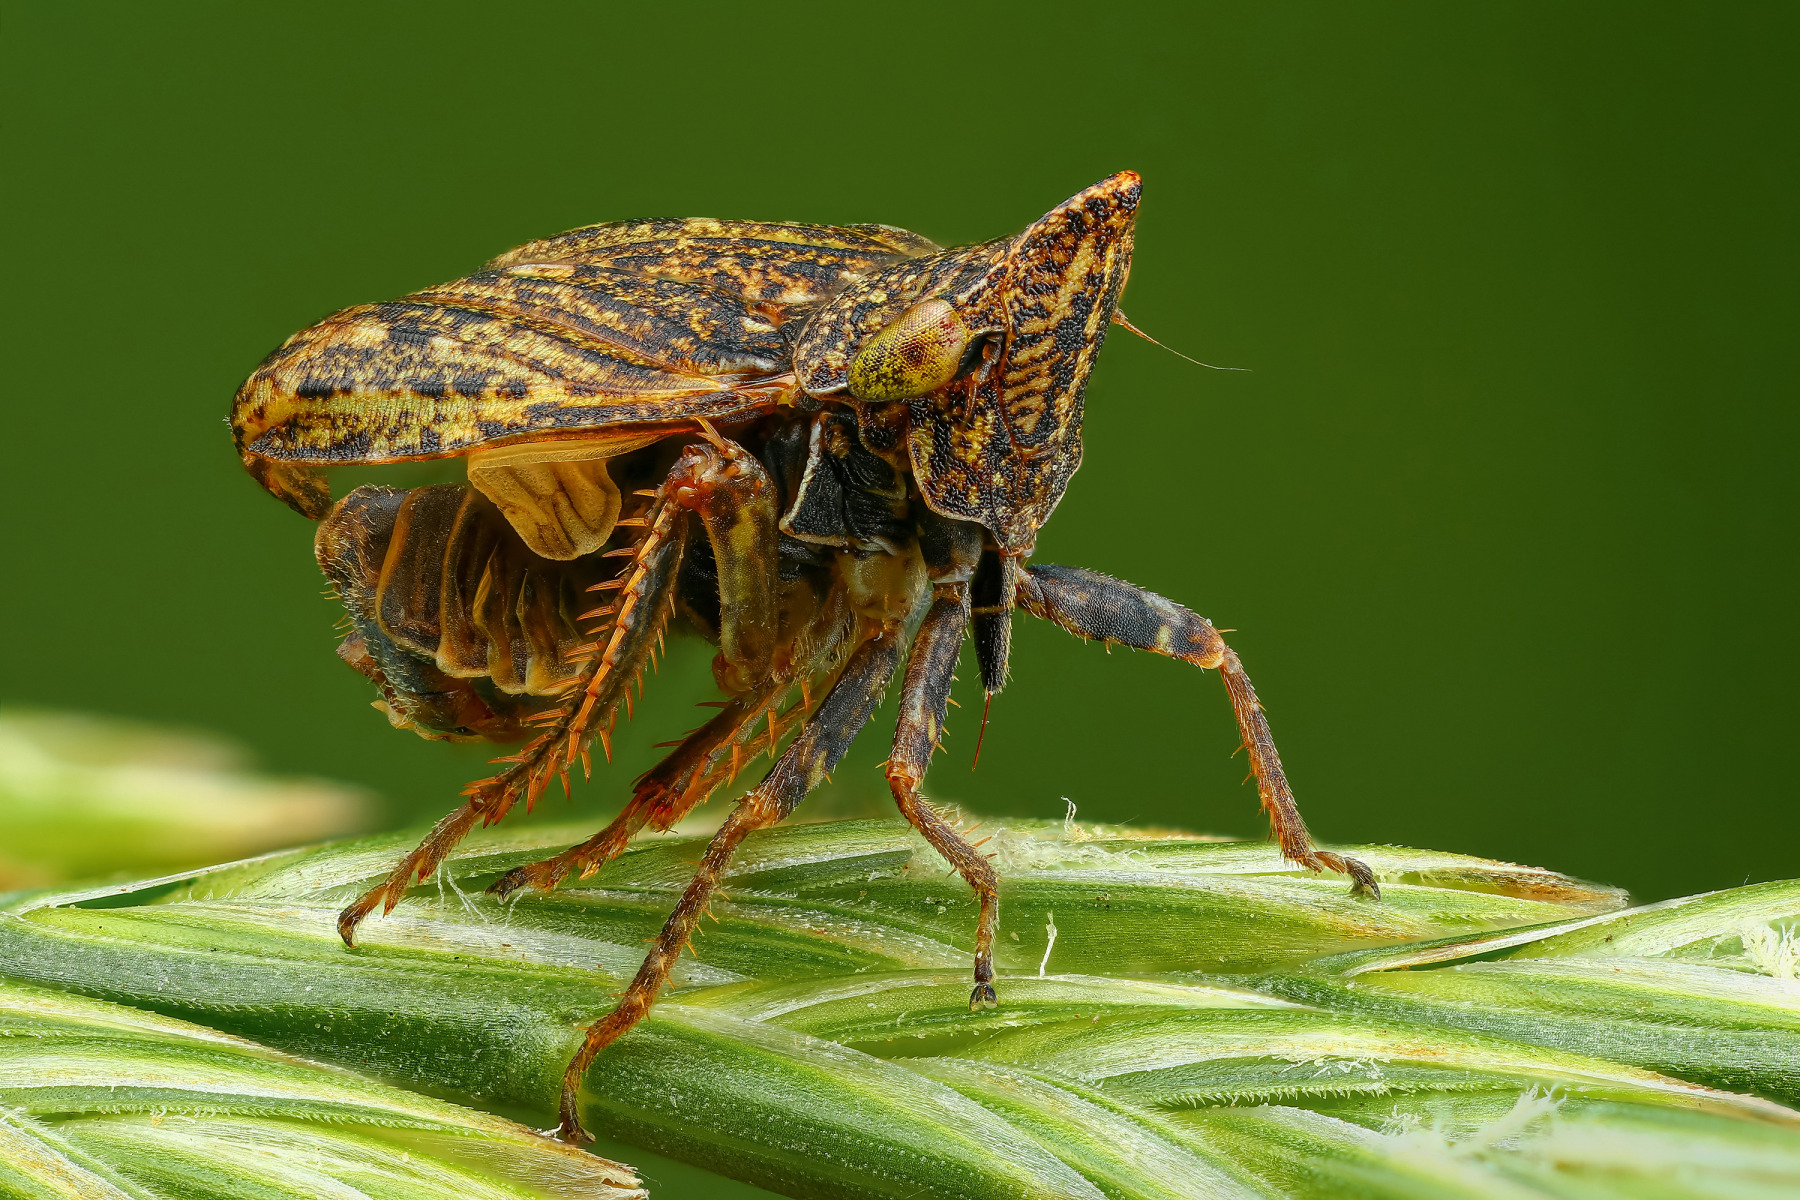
795, 172, 1140, 556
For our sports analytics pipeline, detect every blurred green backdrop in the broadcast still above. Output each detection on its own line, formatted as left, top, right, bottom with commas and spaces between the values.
4, 1, 1794, 915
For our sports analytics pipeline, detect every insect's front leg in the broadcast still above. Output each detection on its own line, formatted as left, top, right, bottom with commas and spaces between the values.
884, 507, 999, 1007
885, 579, 1001, 1007
334, 455, 695, 946
1017, 564, 1379, 898
682, 426, 780, 694
557, 620, 903, 1144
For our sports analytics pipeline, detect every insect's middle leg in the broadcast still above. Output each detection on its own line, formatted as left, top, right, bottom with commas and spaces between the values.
1017, 563, 1379, 897
556, 622, 903, 1143
884, 581, 1001, 1007
486, 678, 791, 900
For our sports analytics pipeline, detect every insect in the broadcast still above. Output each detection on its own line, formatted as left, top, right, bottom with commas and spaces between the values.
230, 171, 1378, 1142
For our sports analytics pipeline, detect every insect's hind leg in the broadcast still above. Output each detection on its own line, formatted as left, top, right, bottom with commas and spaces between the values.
486, 679, 792, 901
1017, 564, 1379, 898
337, 442, 730, 946
557, 622, 904, 1144
487, 435, 814, 903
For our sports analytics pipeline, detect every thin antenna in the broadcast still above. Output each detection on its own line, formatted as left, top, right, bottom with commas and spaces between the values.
1113, 310, 1249, 371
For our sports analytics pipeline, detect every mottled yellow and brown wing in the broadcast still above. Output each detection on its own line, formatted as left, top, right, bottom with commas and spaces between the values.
233, 271, 784, 517
488, 218, 939, 305
233, 220, 939, 518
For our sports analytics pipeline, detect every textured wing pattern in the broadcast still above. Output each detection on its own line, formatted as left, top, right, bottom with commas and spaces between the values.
488, 218, 940, 305
233, 220, 938, 517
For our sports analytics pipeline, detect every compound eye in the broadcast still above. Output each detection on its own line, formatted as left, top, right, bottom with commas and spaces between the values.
846, 298, 976, 402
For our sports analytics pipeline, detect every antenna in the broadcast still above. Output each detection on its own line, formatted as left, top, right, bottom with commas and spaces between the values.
1112, 310, 1249, 371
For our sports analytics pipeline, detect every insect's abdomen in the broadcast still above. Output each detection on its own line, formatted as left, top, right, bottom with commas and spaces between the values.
316, 484, 613, 740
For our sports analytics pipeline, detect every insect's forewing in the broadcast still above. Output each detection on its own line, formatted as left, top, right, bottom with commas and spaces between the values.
487, 217, 939, 302
233, 220, 939, 517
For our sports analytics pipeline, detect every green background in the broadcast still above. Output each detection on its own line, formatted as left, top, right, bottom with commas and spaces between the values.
3, 0, 1793, 1052
5, 0, 1795, 899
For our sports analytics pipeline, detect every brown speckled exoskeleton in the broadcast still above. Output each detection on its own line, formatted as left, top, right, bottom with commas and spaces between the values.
231, 172, 1378, 1142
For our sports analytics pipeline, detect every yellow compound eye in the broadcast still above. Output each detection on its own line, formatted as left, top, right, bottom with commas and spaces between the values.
846, 298, 977, 402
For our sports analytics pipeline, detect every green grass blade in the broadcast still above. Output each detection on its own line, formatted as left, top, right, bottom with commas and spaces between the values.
577, 1005, 1107, 1199
0, 980, 642, 1199
904, 1057, 1269, 1200
1312, 879, 1800, 976
1276, 878, 1800, 1106
0, 1109, 140, 1200
1267, 958, 1800, 1104
0, 813, 1793, 1199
